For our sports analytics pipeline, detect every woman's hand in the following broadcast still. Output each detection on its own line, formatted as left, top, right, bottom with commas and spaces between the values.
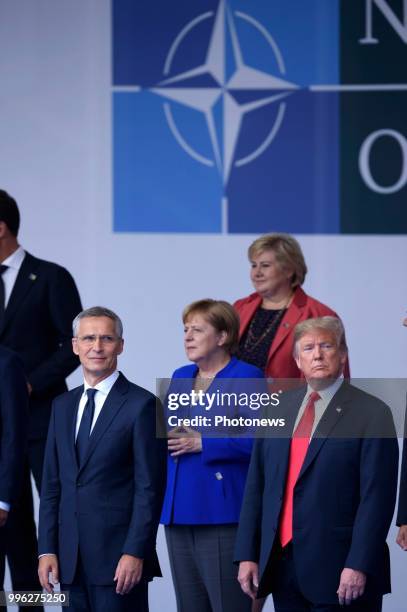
168, 426, 202, 456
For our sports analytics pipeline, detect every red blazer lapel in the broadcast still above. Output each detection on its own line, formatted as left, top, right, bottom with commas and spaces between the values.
237, 293, 262, 336
266, 287, 306, 363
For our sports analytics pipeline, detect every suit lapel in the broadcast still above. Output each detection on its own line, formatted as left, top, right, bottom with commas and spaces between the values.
284, 387, 307, 435
1, 253, 40, 333
238, 294, 261, 336
68, 386, 84, 471
78, 374, 129, 474
298, 381, 351, 480
274, 387, 307, 474
266, 287, 306, 364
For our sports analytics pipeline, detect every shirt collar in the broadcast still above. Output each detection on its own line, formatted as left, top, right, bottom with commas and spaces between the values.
83, 370, 119, 397
2, 246, 25, 270
306, 376, 343, 405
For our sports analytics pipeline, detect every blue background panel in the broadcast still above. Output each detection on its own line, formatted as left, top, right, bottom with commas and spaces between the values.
229, 0, 339, 85
113, 0, 219, 86
113, 92, 223, 233
227, 91, 340, 234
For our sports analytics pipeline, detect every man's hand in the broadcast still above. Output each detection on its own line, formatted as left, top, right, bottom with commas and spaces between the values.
114, 555, 143, 595
168, 426, 202, 457
238, 561, 259, 600
38, 555, 59, 593
396, 525, 407, 550
0, 509, 8, 527
337, 568, 366, 606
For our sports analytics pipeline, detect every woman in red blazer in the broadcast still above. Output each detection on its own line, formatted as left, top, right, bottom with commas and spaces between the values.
234, 233, 350, 380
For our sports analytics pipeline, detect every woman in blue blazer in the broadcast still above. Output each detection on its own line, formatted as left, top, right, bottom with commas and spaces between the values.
161, 299, 264, 612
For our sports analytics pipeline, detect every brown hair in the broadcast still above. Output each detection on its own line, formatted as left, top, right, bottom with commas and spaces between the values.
248, 233, 307, 288
182, 299, 239, 355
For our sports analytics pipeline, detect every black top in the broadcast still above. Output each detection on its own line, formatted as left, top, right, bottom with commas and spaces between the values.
237, 307, 286, 372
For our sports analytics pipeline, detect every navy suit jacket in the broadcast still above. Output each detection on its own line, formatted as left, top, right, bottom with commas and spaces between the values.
0, 252, 82, 438
0, 346, 28, 504
234, 381, 399, 604
38, 373, 167, 585
396, 407, 407, 526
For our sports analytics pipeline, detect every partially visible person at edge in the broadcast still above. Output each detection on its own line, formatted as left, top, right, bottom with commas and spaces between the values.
396, 313, 407, 550
0, 347, 28, 601
160, 299, 264, 612
234, 233, 350, 380
0, 189, 82, 609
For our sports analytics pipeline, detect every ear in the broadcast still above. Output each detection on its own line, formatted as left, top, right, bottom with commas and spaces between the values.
117, 338, 124, 355
284, 266, 294, 282
294, 344, 301, 370
0, 221, 7, 238
72, 338, 79, 356
217, 331, 227, 347
294, 353, 301, 371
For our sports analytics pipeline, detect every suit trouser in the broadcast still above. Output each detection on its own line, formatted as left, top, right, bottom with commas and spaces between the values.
4, 439, 46, 612
62, 556, 149, 612
165, 524, 251, 612
270, 543, 382, 612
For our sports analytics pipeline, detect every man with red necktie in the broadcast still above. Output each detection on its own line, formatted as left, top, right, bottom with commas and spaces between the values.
235, 316, 398, 611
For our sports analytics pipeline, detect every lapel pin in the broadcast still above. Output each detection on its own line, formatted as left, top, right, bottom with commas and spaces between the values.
283, 322, 290, 328
29, 273, 37, 281
336, 407, 342, 413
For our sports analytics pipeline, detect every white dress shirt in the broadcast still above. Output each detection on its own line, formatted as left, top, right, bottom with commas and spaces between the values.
1, 245, 25, 306
293, 377, 344, 440
75, 370, 120, 438
0, 247, 26, 512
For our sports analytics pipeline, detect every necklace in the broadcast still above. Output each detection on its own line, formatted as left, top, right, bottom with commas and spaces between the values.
243, 287, 293, 354
194, 373, 215, 393
243, 307, 287, 354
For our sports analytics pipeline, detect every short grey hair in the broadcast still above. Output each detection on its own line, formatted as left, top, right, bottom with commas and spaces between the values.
72, 306, 123, 338
293, 316, 347, 358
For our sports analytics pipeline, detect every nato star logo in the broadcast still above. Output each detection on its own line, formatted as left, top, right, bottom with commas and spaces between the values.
150, 0, 297, 186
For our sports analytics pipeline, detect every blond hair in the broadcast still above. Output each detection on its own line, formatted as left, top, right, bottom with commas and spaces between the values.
248, 233, 307, 288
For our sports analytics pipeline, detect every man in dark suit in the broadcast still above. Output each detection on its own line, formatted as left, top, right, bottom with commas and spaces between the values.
396, 315, 407, 550
396, 436, 407, 550
235, 316, 398, 611
38, 306, 167, 611
0, 189, 82, 598
0, 347, 28, 592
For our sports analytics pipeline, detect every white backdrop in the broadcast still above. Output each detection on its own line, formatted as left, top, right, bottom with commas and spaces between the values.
0, 1, 406, 610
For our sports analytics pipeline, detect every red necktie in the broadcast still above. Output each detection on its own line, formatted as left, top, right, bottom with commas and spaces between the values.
279, 391, 320, 547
